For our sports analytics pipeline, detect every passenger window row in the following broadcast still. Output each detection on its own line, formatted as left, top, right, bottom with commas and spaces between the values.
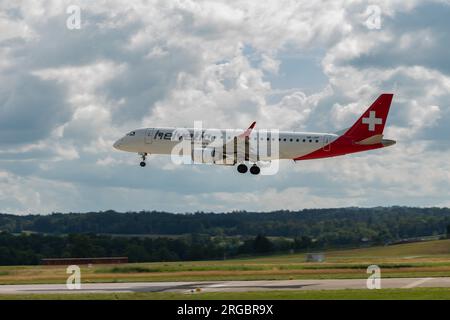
178, 135, 320, 143
252, 137, 320, 143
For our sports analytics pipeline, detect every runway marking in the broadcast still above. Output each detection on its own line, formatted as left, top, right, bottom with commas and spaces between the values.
0, 278, 448, 294
402, 278, 432, 289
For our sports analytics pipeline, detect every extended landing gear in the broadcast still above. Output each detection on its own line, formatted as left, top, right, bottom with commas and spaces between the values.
139, 153, 147, 167
237, 163, 260, 175
249, 165, 260, 175
237, 163, 248, 174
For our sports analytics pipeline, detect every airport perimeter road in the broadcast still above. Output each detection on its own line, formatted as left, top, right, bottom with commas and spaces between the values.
1, 278, 450, 294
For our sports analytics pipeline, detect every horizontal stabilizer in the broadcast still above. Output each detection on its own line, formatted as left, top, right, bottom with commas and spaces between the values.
355, 134, 384, 145
382, 139, 396, 147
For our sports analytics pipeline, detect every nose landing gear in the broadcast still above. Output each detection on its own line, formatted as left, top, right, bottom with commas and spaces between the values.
139, 153, 147, 167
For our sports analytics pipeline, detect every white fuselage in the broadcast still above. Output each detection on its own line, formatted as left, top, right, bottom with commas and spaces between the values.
113, 127, 339, 161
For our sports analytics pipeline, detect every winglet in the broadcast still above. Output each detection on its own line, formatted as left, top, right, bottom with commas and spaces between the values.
239, 121, 256, 138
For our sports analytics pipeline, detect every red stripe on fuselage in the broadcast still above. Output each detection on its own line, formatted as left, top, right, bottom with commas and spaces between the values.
293, 136, 384, 161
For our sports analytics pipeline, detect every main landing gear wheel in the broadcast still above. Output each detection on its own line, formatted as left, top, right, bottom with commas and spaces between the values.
250, 165, 260, 175
139, 153, 148, 167
237, 163, 248, 174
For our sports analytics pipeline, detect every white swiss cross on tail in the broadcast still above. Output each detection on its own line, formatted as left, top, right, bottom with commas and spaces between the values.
362, 111, 382, 131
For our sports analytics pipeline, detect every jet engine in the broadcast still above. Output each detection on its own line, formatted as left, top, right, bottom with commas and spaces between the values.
191, 147, 219, 164
191, 148, 235, 165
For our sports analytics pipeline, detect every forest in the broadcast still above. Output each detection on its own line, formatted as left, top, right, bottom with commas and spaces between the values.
0, 207, 449, 265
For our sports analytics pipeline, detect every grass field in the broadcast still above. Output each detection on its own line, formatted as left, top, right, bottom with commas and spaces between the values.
0, 239, 450, 285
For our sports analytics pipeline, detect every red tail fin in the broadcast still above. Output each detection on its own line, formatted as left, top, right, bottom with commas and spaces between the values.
343, 94, 393, 142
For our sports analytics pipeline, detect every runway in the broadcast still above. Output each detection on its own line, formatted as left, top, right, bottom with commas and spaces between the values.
1, 277, 450, 294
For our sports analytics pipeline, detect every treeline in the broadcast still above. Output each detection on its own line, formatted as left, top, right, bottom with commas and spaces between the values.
1, 207, 450, 265
1, 207, 450, 244
0, 233, 305, 265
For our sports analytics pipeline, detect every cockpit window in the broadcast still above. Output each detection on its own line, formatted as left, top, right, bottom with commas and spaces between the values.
127, 131, 136, 136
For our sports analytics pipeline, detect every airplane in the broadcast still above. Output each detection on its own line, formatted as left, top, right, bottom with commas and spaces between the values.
113, 93, 396, 175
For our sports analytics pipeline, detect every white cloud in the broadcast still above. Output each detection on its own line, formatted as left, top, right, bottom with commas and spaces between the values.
203, 187, 356, 211
0, 0, 449, 214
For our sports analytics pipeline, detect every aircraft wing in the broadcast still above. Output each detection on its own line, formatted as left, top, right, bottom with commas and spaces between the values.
210, 121, 257, 163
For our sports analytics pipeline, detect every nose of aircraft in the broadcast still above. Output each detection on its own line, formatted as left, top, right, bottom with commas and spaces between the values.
113, 138, 123, 150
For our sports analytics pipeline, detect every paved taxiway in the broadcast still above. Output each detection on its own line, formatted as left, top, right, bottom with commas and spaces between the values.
0, 278, 450, 294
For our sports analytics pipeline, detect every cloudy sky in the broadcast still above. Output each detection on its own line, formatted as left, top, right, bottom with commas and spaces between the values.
1, 0, 449, 214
